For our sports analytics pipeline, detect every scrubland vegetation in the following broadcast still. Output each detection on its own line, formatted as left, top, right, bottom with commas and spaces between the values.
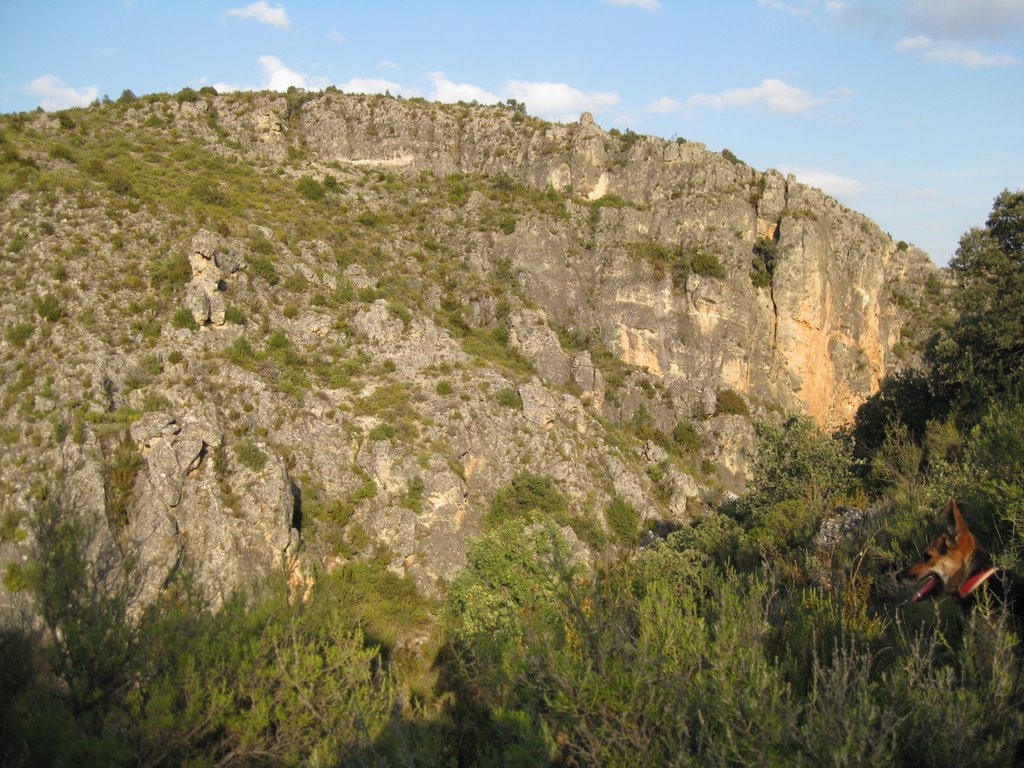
0, 89, 1022, 765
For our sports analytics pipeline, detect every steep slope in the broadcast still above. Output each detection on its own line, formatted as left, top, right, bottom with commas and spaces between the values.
0, 89, 939, 603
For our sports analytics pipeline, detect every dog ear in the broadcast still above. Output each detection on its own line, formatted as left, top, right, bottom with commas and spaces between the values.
944, 498, 970, 540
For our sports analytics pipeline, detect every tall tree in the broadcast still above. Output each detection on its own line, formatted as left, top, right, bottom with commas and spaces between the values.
928, 189, 1024, 408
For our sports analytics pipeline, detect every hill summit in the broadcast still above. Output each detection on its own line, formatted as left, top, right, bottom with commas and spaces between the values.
0, 87, 938, 601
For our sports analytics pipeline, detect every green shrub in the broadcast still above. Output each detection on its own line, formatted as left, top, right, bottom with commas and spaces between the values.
248, 253, 278, 285
692, 251, 726, 279
8, 235, 26, 254
445, 174, 470, 206
4, 322, 35, 347
150, 250, 191, 292
672, 419, 701, 452
446, 518, 573, 663
296, 176, 325, 201
103, 434, 141, 529
459, 326, 535, 375
387, 302, 412, 328
714, 388, 749, 417
606, 496, 641, 548
631, 240, 725, 285
368, 423, 396, 441
175, 87, 200, 103
722, 148, 743, 165
282, 272, 308, 293
310, 479, 377, 539
248, 235, 276, 255
34, 293, 64, 322
494, 386, 521, 408
751, 236, 777, 287
223, 305, 246, 325
735, 413, 855, 547
233, 439, 268, 472
400, 476, 425, 514
0, 509, 25, 543
3, 561, 28, 591
487, 472, 567, 527
224, 336, 256, 366
171, 307, 197, 329
107, 172, 136, 197
48, 143, 77, 163
189, 177, 229, 207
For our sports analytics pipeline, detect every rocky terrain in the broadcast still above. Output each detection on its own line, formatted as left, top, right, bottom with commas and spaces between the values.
0, 88, 940, 605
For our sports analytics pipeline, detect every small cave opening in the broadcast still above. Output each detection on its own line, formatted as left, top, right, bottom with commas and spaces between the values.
289, 480, 303, 533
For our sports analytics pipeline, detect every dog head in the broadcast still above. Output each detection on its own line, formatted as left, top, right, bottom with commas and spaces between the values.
898, 499, 984, 602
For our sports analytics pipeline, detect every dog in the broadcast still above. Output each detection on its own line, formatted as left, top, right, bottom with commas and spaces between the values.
898, 499, 1024, 645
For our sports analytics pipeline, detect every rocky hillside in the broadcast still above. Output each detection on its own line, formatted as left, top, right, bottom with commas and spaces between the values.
0, 88, 939, 604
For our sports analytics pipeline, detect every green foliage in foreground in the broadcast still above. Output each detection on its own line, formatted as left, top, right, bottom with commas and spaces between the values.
487, 471, 567, 527
443, 519, 1024, 767
0, 499, 432, 767
7, 418, 1024, 768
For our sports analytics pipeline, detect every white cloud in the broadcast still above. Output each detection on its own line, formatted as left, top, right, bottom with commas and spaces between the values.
337, 76, 408, 96
830, 0, 1024, 42
929, 47, 1019, 66
224, 2, 290, 29
895, 35, 1019, 67
903, 0, 1024, 41
429, 72, 499, 104
377, 60, 399, 70
601, 0, 661, 10
330, 72, 617, 119
328, 28, 346, 44
503, 80, 619, 121
259, 55, 328, 91
687, 78, 851, 115
646, 96, 681, 113
778, 165, 865, 199
894, 35, 929, 51
212, 83, 241, 94
24, 75, 98, 110
757, 0, 812, 16
259, 55, 305, 90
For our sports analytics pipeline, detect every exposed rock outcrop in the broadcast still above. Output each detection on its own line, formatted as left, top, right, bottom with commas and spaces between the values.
184, 230, 244, 327
0, 89, 942, 609
127, 406, 298, 606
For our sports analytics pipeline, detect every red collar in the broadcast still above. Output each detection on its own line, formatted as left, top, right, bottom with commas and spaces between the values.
958, 567, 998, 598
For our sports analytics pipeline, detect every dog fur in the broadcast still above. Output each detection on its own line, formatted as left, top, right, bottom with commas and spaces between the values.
898, 499, 1024, 644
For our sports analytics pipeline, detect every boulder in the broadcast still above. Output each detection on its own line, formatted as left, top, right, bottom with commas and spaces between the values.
508, 308, 570, 385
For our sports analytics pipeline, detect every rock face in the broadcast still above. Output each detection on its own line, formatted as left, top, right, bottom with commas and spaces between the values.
126, 407, 297, 606
0, 90, 940, 608
286, 95, 934, 426
185, 230, 244, 327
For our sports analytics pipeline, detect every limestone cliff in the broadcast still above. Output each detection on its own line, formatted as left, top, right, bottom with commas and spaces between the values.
286, 96, 933, 426
0, 90, 940, 605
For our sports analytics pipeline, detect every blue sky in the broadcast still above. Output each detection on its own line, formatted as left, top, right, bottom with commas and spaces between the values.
2, 1, 1022, 266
